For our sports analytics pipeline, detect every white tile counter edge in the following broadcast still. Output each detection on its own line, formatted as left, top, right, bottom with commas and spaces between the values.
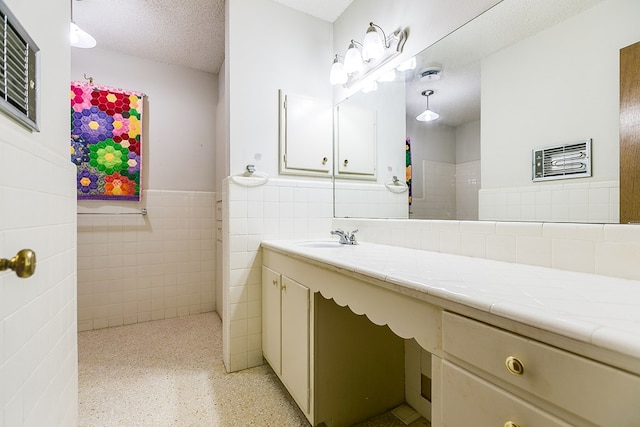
260, 239, 640, 361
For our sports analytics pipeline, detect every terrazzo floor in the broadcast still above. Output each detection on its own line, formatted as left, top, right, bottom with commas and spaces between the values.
78, 312, 430, 426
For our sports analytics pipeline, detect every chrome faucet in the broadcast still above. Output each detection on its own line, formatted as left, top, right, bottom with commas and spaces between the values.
331, 229, 358, 245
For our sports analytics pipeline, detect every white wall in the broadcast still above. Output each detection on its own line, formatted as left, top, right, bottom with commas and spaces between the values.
456, 120, 481, 163
0, 0, 78, 424
71, 47, 217, 192
71, 50, 218, 330
227, 0, 333, 177
479, 0, 639, 223
482, 0, 640, 190
223, 0, 334, 372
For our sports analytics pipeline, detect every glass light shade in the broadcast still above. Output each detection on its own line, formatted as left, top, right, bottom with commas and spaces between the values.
343, 42, 364, 74
362, 26, 384, 60
329, 59, 348, 85
416, 109, 440, 122
70, 22, 96, 48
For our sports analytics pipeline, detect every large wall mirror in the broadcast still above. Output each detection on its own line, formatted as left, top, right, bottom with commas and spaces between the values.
334, 0, 640, 223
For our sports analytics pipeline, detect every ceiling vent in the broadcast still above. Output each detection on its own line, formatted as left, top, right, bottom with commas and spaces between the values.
532, 139, 591, 182
419, 66, 442, 81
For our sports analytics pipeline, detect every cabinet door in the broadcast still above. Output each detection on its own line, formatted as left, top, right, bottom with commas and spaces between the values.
336, 103, 376, 176
280, 91, 332, 175
281, 276, 310, 414
262, 266, 282, 375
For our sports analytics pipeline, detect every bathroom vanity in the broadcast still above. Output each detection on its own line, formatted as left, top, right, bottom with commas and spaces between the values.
261, 240, 640, 427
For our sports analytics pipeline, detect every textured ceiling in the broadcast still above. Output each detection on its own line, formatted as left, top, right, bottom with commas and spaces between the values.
71, 0, 353, 74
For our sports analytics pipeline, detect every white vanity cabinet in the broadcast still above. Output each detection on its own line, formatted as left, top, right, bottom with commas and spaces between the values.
440, 311, 640, 427
261, 242, 640, 427
261, 266, 311, 413
262, 249, 407, 427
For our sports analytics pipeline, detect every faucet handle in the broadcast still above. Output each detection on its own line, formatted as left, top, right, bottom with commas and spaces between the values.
348, 229, 359, 244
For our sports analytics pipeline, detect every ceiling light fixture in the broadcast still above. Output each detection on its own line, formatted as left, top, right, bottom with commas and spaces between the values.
70, 0, 96, 48
416, 90, 440, 122
330, 21, 407, 88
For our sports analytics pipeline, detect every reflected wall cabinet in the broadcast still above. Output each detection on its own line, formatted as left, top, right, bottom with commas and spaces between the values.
335, 103, 377, 178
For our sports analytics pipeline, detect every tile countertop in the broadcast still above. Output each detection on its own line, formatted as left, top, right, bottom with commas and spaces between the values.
261, 240, 640, 363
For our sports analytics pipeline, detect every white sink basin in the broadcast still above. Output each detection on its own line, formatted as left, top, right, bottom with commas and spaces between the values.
295, 241, 344, 248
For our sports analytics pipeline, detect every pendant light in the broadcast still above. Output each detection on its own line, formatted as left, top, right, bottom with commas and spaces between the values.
416, 90, 440, 122
70, 0, 96, 48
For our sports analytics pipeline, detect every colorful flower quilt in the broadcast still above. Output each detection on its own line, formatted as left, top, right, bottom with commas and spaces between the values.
71, 82, 144, 200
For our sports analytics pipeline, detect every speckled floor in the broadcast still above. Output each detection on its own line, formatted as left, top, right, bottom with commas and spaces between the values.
78, 312, 429, 426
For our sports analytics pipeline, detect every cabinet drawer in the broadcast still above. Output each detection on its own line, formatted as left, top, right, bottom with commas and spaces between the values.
442, 360, 571, 427
442, 312, 640, 426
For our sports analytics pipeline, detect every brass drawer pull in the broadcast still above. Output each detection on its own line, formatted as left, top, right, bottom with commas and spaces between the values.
505, 356, 525, 376
272, 279, 278, 287
504, 422, 520, 427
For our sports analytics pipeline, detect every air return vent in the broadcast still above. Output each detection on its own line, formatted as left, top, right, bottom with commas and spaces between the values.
0, 1, 39, 131
532, 139, 591, 182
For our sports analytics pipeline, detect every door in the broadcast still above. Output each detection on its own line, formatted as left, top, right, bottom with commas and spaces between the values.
262, 266, 282, 374
620, 40, 640, 223
336, 103, 377, 176
281, 276, 310, 414
0, 0, 78, 423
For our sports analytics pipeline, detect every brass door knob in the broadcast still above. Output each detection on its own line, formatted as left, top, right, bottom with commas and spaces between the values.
504, 422, 520, 427
505, 356, 525, 376
0, 249, 36, 278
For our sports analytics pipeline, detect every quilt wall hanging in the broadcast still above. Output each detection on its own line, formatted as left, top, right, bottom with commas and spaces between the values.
71, 81, 144, 200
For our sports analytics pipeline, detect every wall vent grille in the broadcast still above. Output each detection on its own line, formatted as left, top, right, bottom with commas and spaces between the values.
532, 139, 591, 182
0, 1, 39, 131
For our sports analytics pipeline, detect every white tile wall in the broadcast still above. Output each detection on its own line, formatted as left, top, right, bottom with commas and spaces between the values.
332, 218, 640, 281
77, 190, 215, 331
456, 160, 480, 220
1, 140, 78, 426
222, 177, 333, 372
334, 180, 408, 219
410, 159, 480, 221
479, 180, 619, 223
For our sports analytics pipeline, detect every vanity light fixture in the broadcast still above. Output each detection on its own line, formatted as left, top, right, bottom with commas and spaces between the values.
330, 21, 407, 88
416, 90, 440, 122
329, 55, 348, 85
70, 0, 96, 48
